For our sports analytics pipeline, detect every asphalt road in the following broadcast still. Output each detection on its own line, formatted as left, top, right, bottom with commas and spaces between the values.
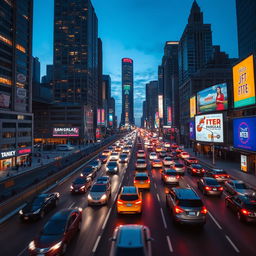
0, 135, 256, 256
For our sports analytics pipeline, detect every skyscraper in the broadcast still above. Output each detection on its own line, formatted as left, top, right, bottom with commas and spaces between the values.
121, 58, 134, 126
53, 0, 98, 107
236, 0, 256, 59
0, 0, 33, 171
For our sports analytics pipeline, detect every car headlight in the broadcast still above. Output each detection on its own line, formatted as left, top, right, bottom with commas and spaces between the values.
80, 173, 84, 177
106, 168, 109, 171
114, 167, 117, 171
101, 194, 107, 200
33, 209, 41, 214
29, 241, 36, 251
80, 185, 85, 189
70, 185, 74, 189
19, 210, 23, 215
50, 241, 62, 251
88, 194, 92, 200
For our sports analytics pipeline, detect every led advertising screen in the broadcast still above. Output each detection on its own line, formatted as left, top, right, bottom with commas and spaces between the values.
190, 96, 196, 118
195, 113, 224, 143
189, 121, 195, 139
233, 117, 256, 152
109, 113, 113, 126
0, 92, 10, 108
167, 107, 172, 125
53, 128, 79, 137
233, 55, 256, 108
197, 83, 228, 113
158, 95, 163, 118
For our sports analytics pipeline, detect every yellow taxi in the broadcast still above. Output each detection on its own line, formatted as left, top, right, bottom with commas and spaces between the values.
102, 150, 111, 156
151, 159, 163, 168
117, 186, 142, 214
134, 172, 150, 189
155, 147, 162, 152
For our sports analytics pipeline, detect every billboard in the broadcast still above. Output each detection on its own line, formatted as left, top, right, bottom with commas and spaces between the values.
197, 83, 228, 113
109, 113, 113, 126
53, 128, 79, 137
195, 113, 224, 143
241, 155, 248, 172
190, 96, 196, 117
97, 108, 105, 126
167, 107, 172, 125
158, 95, 163, 118
233, 117, 256, 151
233, 55, 256, 108
189, 121, 195, 139
0, 92, 10, 108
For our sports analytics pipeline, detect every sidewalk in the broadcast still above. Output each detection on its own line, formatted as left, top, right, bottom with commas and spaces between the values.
184, 147, 256, 189
0, 144, 92, 182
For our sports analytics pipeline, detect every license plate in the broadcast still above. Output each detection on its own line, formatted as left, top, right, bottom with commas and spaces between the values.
189, 212, 196, 216
213, 188, 217, 191
126, 203, 132, 207
140, 181, 144, 184
24, 217, 29, 220
37, 254, 45, 256
75, 190, 78, 192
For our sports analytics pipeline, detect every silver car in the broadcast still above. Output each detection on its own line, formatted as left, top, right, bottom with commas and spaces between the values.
106, 161, 119, 174
88, 182, 111, 205
225, 180, 255, 196
173, 163, 185, 175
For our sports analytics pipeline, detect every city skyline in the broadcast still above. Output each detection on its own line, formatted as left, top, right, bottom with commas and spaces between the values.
33, 0, 238, 125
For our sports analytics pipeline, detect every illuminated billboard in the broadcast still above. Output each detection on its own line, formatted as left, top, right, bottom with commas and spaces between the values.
195, 113, 224, 143
158, 95, 163, 118
53, 128, 79, 137
109, 113, 113, 126
97, 108, 105, 126
233, 55, 256, 108
190, 96, 196, 118
197, 83, 228, 113
190, 121, 195, 139
167, 107, 172, 125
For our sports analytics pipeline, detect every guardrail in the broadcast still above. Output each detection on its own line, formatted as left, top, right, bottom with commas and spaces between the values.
0, 134, 124, 220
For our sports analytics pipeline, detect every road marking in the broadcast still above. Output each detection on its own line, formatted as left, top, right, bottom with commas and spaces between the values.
166, 235, 174, 253
17, 246, 27, 256
68, 202, 75, 209
154, 183, 157, 189
156, 193, 160, 202
92, 235, 101, 253
160, 208, 167, 229
223, 191, 228, 197
102, 208, 112, 230
208, 211, 222, 230
187, 184, 191, 188
225, 235, 240, 253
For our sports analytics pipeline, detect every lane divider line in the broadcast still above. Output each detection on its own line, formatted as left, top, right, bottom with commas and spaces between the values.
68, 202, 75, 209
102, 208, 112, 230
225, 235, 240, 253
154, 183, 157, 189
17, 246, 27, 256
157, 193, 160, 202
92, 235, 101, 253
160, 208, 167, 229
166, 235, 174, 253
208, 211, 222, 230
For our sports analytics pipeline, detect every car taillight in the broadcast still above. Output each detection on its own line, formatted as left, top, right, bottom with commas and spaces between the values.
201, 206, 208, 214
174, 206, 184, 214
241, 209, 250, 215
201, 169, 205, 172
204, 186, 211, 191
146, 179, 150, 183
135, 200, 142, 204
176, 175, 180, 179
117, 200, 123, 205
214, 175, 219, 178
134, 180, 138, 183
218, 187, 223, 191
226, 175, 230, 178
164, 175, 168, 179
192, 168, 197, 173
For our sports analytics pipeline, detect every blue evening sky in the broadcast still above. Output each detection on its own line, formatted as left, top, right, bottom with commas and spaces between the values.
33, 0, 238, 125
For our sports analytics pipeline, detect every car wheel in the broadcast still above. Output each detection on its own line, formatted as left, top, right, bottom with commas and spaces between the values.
237, 211, 243, 222
54, 200, 58, 208
61, 243, 67, 255
40, 211, 45, 219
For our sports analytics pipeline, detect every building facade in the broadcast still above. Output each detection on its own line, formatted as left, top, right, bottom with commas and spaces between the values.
121, 58, 134, 127
0, 0, 34, 171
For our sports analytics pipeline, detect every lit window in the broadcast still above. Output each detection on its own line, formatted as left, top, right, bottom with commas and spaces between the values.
0, 77, 12, 86
0, 34, 12, 46
16, 44, 26, 53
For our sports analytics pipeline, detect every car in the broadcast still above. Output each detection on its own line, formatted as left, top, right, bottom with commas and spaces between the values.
170, 151, 179, 160
155, 147, 162, 153
117, 186, 142, 214
28, 208, 82, 256
184, 157, 198, 166
108, 146, 114, 151
161, 169, 180, 185
179, 152, 190, 159
173, 163, 185, 175
137, 150, 146, 158
109, 152, 119, 161
90, 159, 102, 171
149, 152, 157, 160
205, 169, 230, 182
88, 182, 111, 205
80, 166, 96, 179
164, 142, 171, 148
115, 146, 122, 152
106, 161, 119, 174
102, 150, 111, 156
96, 175, 111, 184
99, 154, 108, 163
224, 180, 255, 196
171, 143, 178, 149
136, 158, 147, 169
70, 177, 92, 194
122, 147, 130, 154
19, 193, 60, 221
225, 195, 256, 222
166, 188, 207, 226
197, 177, 223, 196
119, 153, 129, 163
151, 159, 163, 168
147, 144, 154, 151
159, 150, 167, 158
110, 225, 152, 256
163, 156, 175, 166
187, 164, 205, 176
134, 172, 150, 189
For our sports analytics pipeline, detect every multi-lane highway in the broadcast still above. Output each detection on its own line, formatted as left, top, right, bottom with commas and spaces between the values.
0, 132, 256, 256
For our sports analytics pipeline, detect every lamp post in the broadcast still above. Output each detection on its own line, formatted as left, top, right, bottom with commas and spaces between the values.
203, 127, 215, 165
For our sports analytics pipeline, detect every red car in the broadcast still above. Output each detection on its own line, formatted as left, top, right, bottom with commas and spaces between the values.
28, 208, 82, 256
184, 157, 198, 165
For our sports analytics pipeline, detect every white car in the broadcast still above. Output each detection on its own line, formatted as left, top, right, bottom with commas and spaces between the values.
109, 152, 119, 161
164, 142, 171, 148
123, 147, 130, 154
163, 157, 174, 166
149, 152, 157, 160
179, 152, 190, 159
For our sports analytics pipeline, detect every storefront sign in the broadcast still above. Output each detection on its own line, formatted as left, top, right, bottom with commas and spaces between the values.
18, 148, 31, 154
1, 150, 16, 159
233, 55, 256, 108
233, 117, 256, 151
241, 155, 247, 172
195, 113, 224, 143
53, 128, 79, 137
190, 96, 196, 118
190, 121, 195, 140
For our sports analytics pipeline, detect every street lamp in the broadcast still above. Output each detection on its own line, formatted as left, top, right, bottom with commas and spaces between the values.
202, 127, 215, 165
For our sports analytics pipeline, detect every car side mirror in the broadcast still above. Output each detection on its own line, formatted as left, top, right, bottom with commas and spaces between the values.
147, 237, 154, 242
109, 237, 116, 241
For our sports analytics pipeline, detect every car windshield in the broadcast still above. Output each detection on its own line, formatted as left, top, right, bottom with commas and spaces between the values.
91, 185, 107, 192
108, 162, 117, 167
154, 160, 160, 162
205, 179, 219, 185
193, 165, 202, 169
31, 197, 45, 207
112, 153, 118, 155
115, 247, 145, 256
214, 170, 227, 175
165, 158, 172, 161
42, 219, 66, 235
83, 168, 92, 173
74, 178, 86, 184
165, 170, 176, 175
135, 176, 148, 180
178, 199, 203, 207
120, 194, 139, 201
137, 160, 145, 163
120, 154, 127, 158
175, 164, 184, 167
235, 183, 247, 189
